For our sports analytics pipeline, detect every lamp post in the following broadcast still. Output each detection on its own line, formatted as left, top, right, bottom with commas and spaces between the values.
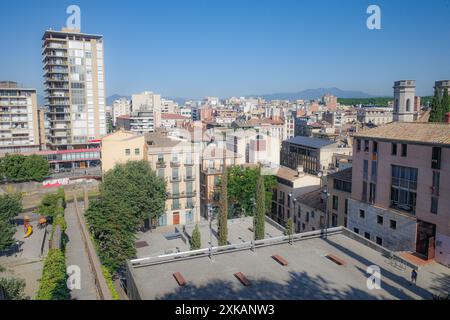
251, 197, 256, 251
288, 192, 296, 245
321, 186, 330, 239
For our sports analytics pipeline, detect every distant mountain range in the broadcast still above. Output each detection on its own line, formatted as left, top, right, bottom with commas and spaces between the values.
105, 88, 375, 106
251, 88, 375, 101
37, 88, 376, 107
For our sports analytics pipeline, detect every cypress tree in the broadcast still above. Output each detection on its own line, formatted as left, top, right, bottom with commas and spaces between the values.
254, 167, 266, 240
218, 165, 228, 246
190, 224, 201, 250
429, 88, 442, 122
442, 88, 450, 120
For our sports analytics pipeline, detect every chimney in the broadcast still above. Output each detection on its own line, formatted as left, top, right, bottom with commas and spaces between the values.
445, 112, 450, 124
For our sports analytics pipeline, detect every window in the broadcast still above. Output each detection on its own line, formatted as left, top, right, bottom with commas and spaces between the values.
431, 197, 439, 214
135, 148, 140, 155
332, 214, 338, 227
377, 215, 383, 225
353, 228, 359, 234
356, 139, 361, 152
359, 209, 365, 218
125, 149, 130, 156
373, 141, 378, 154
371, 161, 377, 182
344, 199, 348, 215
369, 182, 376, 204
333, 179, 352, 193
432, 147, 442, 169
391, 143, 397, 156
406, 99, 411, 112
362, 182, 368, 202
401, 144, 407, 157
390, 220, 397, 230
364, 232, 371, 240
376, 237, 383, 246
391, 165, 418, 214
332, 195, 339, 210
364, 140, 369, 152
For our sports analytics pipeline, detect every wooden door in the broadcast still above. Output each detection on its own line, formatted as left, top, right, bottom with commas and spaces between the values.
173, 212, 180, 225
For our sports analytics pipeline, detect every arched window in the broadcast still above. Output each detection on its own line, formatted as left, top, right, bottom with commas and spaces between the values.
406, 99, 411, 112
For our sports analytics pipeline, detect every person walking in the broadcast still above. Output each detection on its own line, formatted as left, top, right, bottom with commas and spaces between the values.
410, 269, 418, 285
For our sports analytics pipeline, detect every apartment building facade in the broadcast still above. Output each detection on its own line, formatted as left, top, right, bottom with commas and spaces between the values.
0, 81, 40, 154
280, 136, 352, 175
130, 92, 162, 133
43, 28, 107, 150
326, 167, 352, 229
270, 166, 321, 227
112, 98, 131, 126
101, 130, 201, 227
349, 122, 450, 266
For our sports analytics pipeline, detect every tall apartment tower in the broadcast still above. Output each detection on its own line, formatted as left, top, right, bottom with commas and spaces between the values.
0, 81, 40, 154
42, 28, 106, 150
393, 80, 415, 123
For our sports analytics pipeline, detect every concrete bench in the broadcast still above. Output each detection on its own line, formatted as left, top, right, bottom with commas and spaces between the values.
272, 255, 289, 266
173, 272, 186, 286
326, 254, 346, 266
234, 272, 251, 286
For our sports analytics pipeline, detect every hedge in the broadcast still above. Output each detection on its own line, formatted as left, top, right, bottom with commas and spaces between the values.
36, 249, 70, 300
101, 266, 120, 300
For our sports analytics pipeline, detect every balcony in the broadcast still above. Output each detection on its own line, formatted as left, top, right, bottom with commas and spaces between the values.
185, 161, 194, 167
203, 167, 223, 175
171, 204, 181, 210
170, 160, 181, 168
156, 160, 166, 168
184, 175, 196, 182
185, 202, 196, 209
167, 192, 182, 199
170, 176, 181, 183
390, 201, 416, 215
185, 191, 197, 198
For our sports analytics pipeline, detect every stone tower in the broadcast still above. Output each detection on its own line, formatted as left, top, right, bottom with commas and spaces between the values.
393, 80, 415, 122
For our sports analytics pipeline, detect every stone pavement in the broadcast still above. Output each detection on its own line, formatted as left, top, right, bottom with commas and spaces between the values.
65, 202, 99, 300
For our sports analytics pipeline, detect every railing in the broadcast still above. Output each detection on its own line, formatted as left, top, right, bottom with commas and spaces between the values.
184, 176, 196, 181
170, 161, 181, 168
156, 161, 166, 168
170, 176, 181, 183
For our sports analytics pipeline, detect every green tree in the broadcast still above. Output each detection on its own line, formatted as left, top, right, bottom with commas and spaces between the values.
285, 218, 294, 237
0, 221, 16, 252
0, 277, 28, 300
254, 168, 266, 240
85, 161, 167, 272
107, 117, 114, 133
217, 166, 228, 246
0, 193, 22, 222
190, 225, 201, 250
21, 155, 50, 182
37, 188, 65, 219
429, 88, 443, 122
226, 166, 276, 217
0, 154, 49, 182
442, 88, 450, 119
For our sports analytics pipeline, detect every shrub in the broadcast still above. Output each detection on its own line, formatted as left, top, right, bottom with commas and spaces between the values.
190, 225, 201, 250
36, 249, 70, 300
0, 277, 28, 300
101, 266, 120, 300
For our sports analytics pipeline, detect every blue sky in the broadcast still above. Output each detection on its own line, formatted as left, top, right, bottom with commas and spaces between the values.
1, 0, 449, 98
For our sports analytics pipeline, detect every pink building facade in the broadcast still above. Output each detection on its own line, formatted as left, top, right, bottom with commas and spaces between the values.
349, 123, 450, 267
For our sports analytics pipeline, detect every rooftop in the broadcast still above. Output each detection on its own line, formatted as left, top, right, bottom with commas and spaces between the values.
328, 167, 352, 183
161, 114, 191, 120
127, 227, 450, 300
284, 136, 337, 149
353, 122, 450, 146
297, 189, 326, 212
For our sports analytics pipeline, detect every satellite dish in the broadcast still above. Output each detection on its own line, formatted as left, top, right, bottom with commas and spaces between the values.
317, 171, 323, 178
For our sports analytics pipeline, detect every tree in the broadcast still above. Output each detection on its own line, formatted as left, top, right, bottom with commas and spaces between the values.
0, 154, 49, 182
285, 218, 294, 237
429, 88, 443, 122
218, 165, 228, 246
85, 161, 167, 272
254, 167, 266, 240
226, 166, 276, 217
0, 221, 15, 252
442, 88, 450, 119
190, 225, 201, 250
0, 277, 28, 300
0, 193, 22, 222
